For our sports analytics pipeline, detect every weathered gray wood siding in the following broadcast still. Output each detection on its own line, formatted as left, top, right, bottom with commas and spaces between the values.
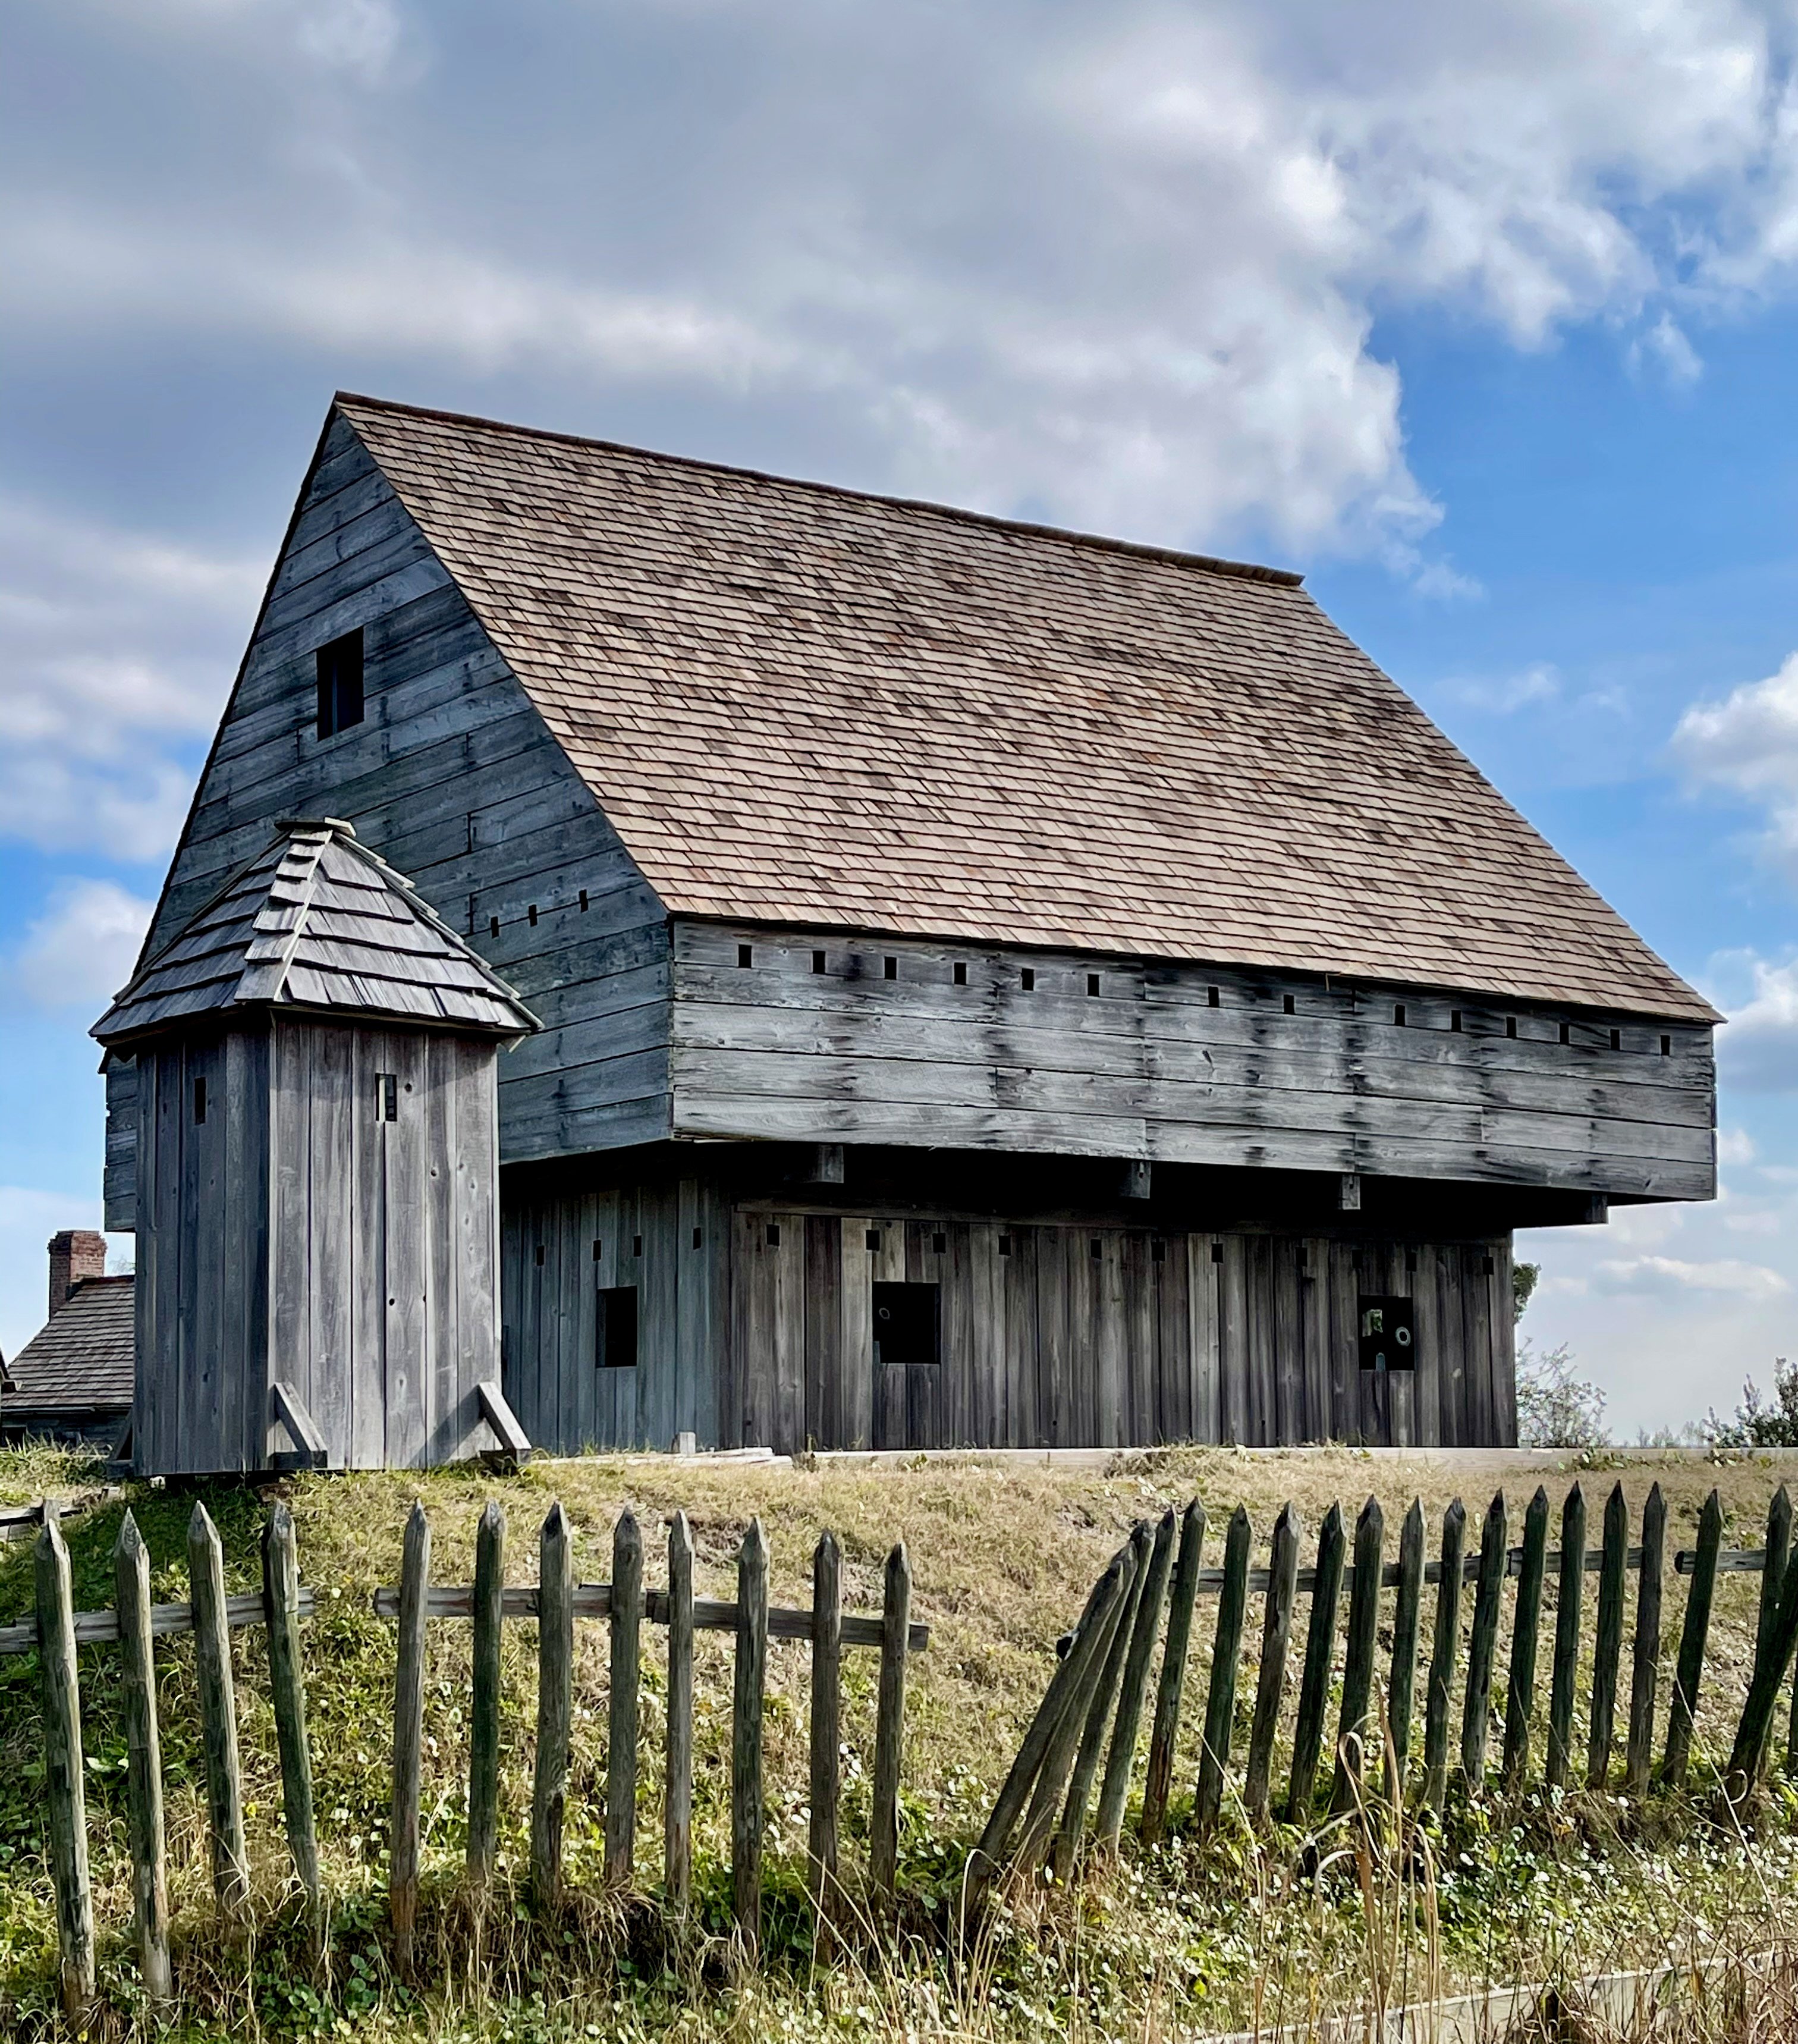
129, 412, 671, 1183
670, 924, 1715, 1200
500, 1177, 729, 1453
133, 1017, 503, 1475
133, 1031, 271, 1477
267, 1018, 501, 1471
722, 1211, 1514, 1455
102, 1053, 137, 1230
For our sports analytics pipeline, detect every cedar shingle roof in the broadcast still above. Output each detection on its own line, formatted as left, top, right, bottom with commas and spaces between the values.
7, 1277, 134, 1417
337, 394, 1715, 1023
93, 820, 539, 1045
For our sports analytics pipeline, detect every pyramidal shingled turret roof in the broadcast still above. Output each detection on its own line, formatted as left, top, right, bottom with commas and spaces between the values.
93, 820, 539, 1045
332, 393, 1715, 1023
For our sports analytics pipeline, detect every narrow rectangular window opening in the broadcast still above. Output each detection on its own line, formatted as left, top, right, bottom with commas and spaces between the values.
535, 1244, 545, 1267
489, 915, 500, 938
1661, 1034, 1672, 1057
1406, 1251, 1419, 1274
1151, 1239, 1166, 1264
1299, 1245, 1309, 1269
953, 961, 967, 985
1559, 1021, 1571, 1045
1020, 968, 1036, 991
812, 950, 827, 974
632, 1234, 643, 1258
598, 1286, 638, 1370
1610, 1028, 1622, 1051
593, 1239, 602, 1262
1481, 1254, 1495, 1276
375, 1073, 398, 1122
998, 1235, 1013, 1257
1283, 993, 1295, 1015
1087, 973, 1101, 997
765, 1223, 781, 1248
579, 889, 589, 912
527, 904, 538, 927
865, 1228, 882, 1251
1394, 1004, 1407, 1027
1506, 1016, 1517, 1039
1451, 1010, 1463, 1033
932, 1230, 947, 1255
315, 627, 365, 740
1090, 1238, 1103, 1260
738, 944, 754, 968
691, 1227, 703, 1249
884, 955, 898, 980
1207, 985, 1220, 1007
872, 1282, 940, 1367
193, 1076, 207, 1125
1210, 1241, 1225, 1263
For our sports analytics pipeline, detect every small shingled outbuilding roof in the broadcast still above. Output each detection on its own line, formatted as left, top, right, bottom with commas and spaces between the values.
6, 1276, 134, 1419
93, 820, 539, 1046
333, 392, 1715, 1023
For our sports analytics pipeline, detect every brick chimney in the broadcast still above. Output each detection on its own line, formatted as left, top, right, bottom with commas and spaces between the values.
48, 1230, 106, 1317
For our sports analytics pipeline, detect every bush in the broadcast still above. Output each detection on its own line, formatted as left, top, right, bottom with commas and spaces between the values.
1706, 1357, 1798, 1448
1516, 1336, 1610, 1449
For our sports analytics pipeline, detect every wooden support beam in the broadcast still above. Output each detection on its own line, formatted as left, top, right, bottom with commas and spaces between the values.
1338, 1172, 1362, 1211
1119, 1159, 1152, 1200
269, 1381, 329, 1472
477, 1380, 533, 1467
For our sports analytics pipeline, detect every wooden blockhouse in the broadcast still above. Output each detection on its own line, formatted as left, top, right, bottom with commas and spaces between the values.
96, 394, 1720, 1471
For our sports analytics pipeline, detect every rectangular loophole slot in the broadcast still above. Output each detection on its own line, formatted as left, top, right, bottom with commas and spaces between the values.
1020, 968, 1035, 991
1208, 985, 1219, 1007
865, 1229, 882, 1251
1087, 974, 1101, 996
765, 1223, 781, 1248
1661, 1034, 1672, 1056
884, 956, 898, 980
375, 1073, 398, 1122
1610, 1028, 1621, 1050
1283, 993, 1294, 1015
489, 915, 501, 937
315, 626, 364, 739
527, 904, 538, 927
579, 889, 589, 912
593, 1239, 602, 1262
872, 1282, 939, 1366
598, 1286, 638, 1369
1211, 1241, 1224, 1263
691, 1227, 703, 1249
998, 1235, 1013, 1257
1506, 1016, 1517, 1039
1151, 1239, 1166, 1264
932, 1230, 947, 1255
1482, 1254, 1495, 1275
1394, 1004, 1407, 1027
737, 944, 754, 968
1089, 1238, 1103, 1260
1451, 1010, 1463, 1033
953, 962, 967, 985
632, 1234, 643, 1257
812, 950, 826, 974
1406, 1251, 1418, 1273
1559, 1021, 1571, 1044
535, 1244, 545, 1267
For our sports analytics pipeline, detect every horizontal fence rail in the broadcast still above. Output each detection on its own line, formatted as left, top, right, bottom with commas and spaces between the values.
369, 1581, 929, 1650
0, 1588, 317, 1658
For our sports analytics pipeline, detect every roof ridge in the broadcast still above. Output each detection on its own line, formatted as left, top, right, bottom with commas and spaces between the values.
238, 830, 332, 1004
334, 390, 1306, 591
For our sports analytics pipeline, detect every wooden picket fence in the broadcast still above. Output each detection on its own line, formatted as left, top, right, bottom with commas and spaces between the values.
969, 1482, 1798, 1904
13, 1497, 926, 2023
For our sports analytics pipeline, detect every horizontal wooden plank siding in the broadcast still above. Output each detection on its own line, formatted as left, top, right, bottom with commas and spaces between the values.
125, 413, 674, 1204
669, 922, 1715, 1200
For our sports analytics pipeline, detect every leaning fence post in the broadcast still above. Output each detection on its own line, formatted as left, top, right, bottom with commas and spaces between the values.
1197, 1506, 1253, 1835
263, 1501, 320, 1919
872, 1541, 912, 1910
391, 1501, 431, 1980
531, 1501, 574, 1912
1753, 1486, 1792, 1767
1332, 1496, 1385, 1813
1054, 1529, 1144, 1880
1385, 1499, 1426, 1801
116, 1511, 170, 2002
607, 1509, 643, 1885
1664, 1487, 1723, 1788
1140, 1500, 1206, 1844
467, 1500, 506, 1888
808, 1529, 843, 1915
1625, 1483, 1667, 1797
1546, 1483, 1586, 1792
733, 1516, 770, 1953
1030, 1542, 1137, 1872
968, 1552, 1126, 1908
1727, 1541, 1798, 1788
188, 1500, 250, 1916
1422, 1498, 1467, 1813
1246, 1503, 1302, 1823
1501, 1487, 1549, 1794
1588, 1482, 1629, 1788
1460, 1492, 1508, 1790
37, 1505, 93, 2023
667, 1511, 694, 1913
1096, 1506, 1176, 1850
1287, 1501, 1347, 1822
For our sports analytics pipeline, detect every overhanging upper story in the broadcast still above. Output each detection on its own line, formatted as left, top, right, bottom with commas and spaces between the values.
102, 393, 1717, 1226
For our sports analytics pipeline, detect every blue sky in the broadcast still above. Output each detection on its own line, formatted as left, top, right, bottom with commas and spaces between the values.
5, 0, 1798, 1433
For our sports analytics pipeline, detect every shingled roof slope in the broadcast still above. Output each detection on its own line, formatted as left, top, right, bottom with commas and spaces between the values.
337, 394, 1714, 1023
94, 821, 539, 1045
7, 1277, 134, 1417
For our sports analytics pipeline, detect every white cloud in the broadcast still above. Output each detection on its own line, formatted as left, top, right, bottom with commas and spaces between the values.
1711, 954, 1798, 1092
7, 880, 156, 1011
6, 0, 1798, 576
0, 494, 262, 858
1718, 1126, 1758, 1166
1592, 1252, 1790, 1302
1448, 663, 1561, 714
